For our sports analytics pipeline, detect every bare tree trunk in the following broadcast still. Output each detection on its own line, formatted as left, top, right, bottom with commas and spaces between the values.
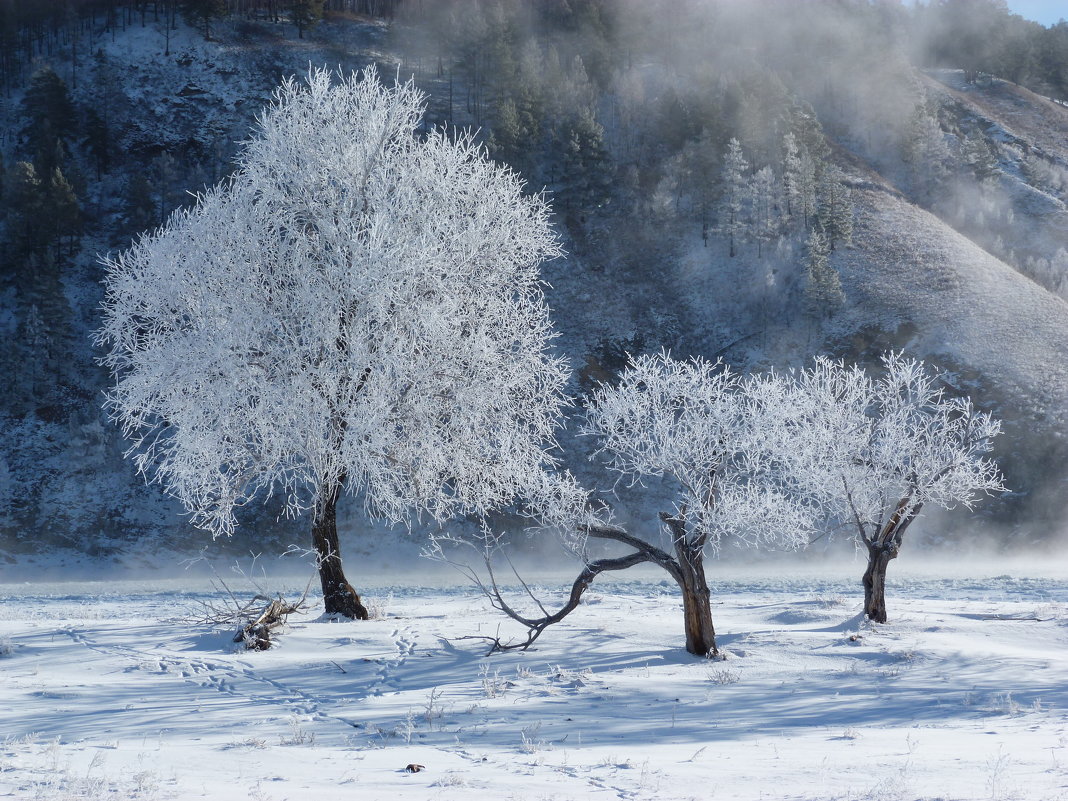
664, 514, 718, 657
862, 542, 896, 623
677, 555, 717, 657
679, 572, 713, 657
311, 485, 368, 619
860, 494, 921, 623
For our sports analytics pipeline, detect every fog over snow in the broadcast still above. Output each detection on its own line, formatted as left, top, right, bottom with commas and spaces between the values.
1, 556, 1067, 801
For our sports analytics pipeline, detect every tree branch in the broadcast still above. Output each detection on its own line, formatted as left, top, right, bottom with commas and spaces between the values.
480, 549, 657, 653
580, 523, 682, 582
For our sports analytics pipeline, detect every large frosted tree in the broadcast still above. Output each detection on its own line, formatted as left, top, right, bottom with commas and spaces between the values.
97, 67, 567, 617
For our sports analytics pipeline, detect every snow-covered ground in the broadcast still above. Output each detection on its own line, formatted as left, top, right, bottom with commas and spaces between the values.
1, 560, 1066, 800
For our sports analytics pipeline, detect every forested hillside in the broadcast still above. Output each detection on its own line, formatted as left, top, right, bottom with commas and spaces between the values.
2, 0, 1068, 561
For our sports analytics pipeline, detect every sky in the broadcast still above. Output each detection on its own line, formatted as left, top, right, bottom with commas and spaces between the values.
1006, 0, 1067, 26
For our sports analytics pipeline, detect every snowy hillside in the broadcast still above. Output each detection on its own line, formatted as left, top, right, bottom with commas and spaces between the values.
834, 181, 1068, 517
3, 1, 1068, 561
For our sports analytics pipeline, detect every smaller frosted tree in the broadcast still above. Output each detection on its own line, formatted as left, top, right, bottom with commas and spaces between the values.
781, 132, 803, 223
774, 354, 1004, 622
903, 102, 952, 199
749, 165, 780, 258
960, 130, 998, 182
782, 132, 818, 230
452, 353, 819, 657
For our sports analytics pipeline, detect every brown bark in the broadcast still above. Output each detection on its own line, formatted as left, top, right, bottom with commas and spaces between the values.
312, 485, 368, 619
479, 517, 718, 656
678, 565, 717, 656
862, 542, 897, 623
860, 494, 922, 623
662, 514, 718, 657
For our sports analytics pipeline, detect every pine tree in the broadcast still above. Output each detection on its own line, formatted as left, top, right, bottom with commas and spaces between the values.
717, 137, 750, 258
47, 167, 81, 259
0, 152, 6, 223
683, 131, 720, 246
91, 49, 118, 108
804, 227, 844, 318
961, 130, 998, 182
489, 97, 524, 168
289, 0, 323, 38
560, 107, 611, 212
781, 132, 803, 223
84, 108, 110, 180
21, 66, 75, 139
124, 174, 156, 234
787, 99, 830, 165
5, 161, 47, 261
797, 150, 818, 231
816, 164, 853, 251
181, 0, 227, 39
903, 102, 952, 199
20, 66, 74, 175
750, 165, 780, 258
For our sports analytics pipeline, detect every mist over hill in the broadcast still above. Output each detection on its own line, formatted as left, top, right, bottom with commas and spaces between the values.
2, 0, 1068, 564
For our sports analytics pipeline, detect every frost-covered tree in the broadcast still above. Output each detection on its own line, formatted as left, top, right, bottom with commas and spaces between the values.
803, 227, 844, 318
781, 132, 803, 223
903, 102, 953, 199
560, 106, 611, 212
960, 130, 998, 182
782, 131, 818, 230
749, 165, 779, 257
815, 164, 853, 251
455, 354, 818, 657
97, 67, 567, 618
717, 137, 750, 258
775, 354, 1004, 622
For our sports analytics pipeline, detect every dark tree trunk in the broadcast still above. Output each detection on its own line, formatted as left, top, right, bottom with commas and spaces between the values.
663, 514, 718, 657
860, 494, 921, 623
862, 542, 897, 623
675, 546, 717, 657
481, 520, 718, 656
311, 485, 368, 619
678, 569, 717, 656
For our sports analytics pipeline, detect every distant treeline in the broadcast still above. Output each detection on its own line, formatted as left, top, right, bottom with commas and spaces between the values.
0, 0, 401, 92
3, 2, 1066, 100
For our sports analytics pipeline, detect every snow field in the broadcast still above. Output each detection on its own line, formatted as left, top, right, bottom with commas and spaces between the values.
0, 568, 1066, 800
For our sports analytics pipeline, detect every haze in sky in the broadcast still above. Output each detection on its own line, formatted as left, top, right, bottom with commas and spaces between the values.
1007, 0, 1066, 26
